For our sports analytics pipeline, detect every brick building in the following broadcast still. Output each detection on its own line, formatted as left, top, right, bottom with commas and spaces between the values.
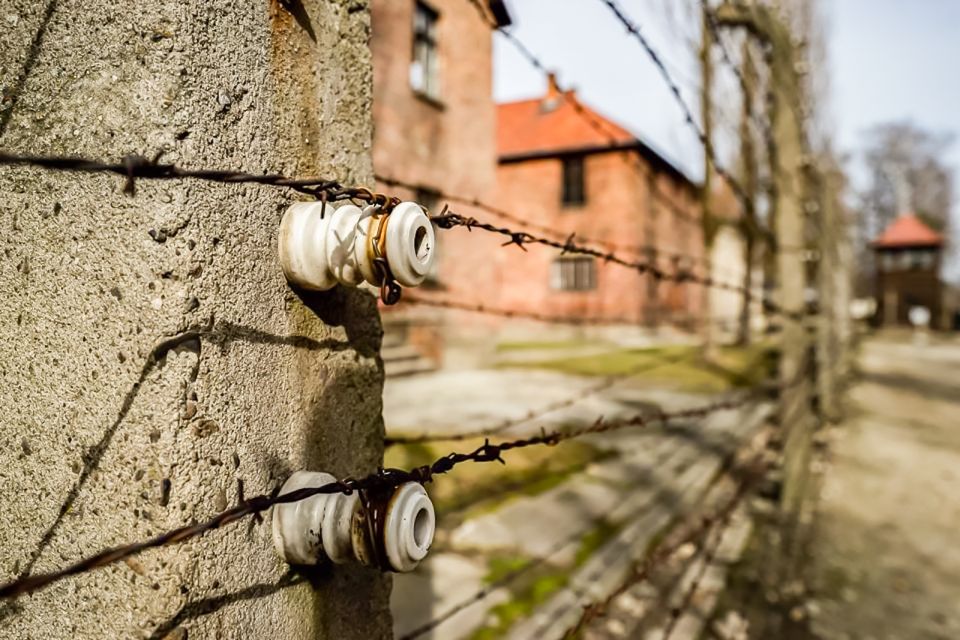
872, 213, 946, 329
370, 0, 511, 372
493, 77, 705, 328
370, 2, 708, 370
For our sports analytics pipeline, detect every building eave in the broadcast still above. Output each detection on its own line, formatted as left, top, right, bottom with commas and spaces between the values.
498, 140, 696, 193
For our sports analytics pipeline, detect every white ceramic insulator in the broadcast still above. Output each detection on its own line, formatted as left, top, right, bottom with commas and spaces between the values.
278, 201, 437, 291
385, 202, 437, 287
384, 483, 435, 572
271, 471, 435, 573
270, 471, 358, 566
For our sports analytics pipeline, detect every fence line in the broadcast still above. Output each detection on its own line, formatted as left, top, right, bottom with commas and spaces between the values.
0, 150, 756, 301
430, 211, 797, 318
0, 0, 835, 634
562, 436, 769, 638
597, 0, 754, 211
399, 293, 771, 330
385, 350, 698, 446
0, 387, 770, 600
377, 173, 719, 273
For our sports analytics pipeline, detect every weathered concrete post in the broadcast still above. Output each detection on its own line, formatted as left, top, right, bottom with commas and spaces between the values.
0, 2, 391, 638
716, 0, 815, 584
699, 2, 719, 355
816, 165, 847, 422
735, 39, 765, 346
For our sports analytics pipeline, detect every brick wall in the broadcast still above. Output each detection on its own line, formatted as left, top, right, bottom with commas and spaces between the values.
371, 1, 709, 362
371, 0, 503, 364
371, 0, 497, 201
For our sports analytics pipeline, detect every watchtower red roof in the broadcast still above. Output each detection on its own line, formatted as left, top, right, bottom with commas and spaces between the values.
872, 214, 944, 249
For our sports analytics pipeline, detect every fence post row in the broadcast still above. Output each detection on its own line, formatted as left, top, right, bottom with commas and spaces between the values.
0, 1, 852, 637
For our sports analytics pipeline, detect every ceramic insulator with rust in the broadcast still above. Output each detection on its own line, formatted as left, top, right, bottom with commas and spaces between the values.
278, 201, 437, 292
271, 471, 436, 573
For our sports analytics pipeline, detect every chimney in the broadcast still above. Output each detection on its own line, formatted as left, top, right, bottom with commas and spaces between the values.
546, 72, 561, 101
541, 72, 564, 113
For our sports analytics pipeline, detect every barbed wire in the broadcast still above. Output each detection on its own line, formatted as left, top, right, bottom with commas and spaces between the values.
660, 507, 731, 640
376, 173, 723, 275
405, 420, 767, 640
399, 495, 622, 640
385, 350, 695, 446
431, 210, 757, 297
0, 387, 769, 601
597, 0, 753, 211
0, 150, 788, 317
562, 442, 768, 638
462, 0, 707, 231
400, 294, 775, 329
0, 151, 393, 204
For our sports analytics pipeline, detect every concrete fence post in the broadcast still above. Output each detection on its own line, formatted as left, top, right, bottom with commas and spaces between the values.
716, 0, 817, 596
0, 2, 392, 638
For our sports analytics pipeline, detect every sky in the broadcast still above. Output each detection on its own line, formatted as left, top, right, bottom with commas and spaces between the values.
492, 0, 960, 277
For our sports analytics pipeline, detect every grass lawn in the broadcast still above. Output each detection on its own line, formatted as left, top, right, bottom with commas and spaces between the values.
495, 339, 605, 352
500, 343, 778, 393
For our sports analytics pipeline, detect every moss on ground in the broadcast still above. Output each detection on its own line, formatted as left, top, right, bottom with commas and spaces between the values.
384, 439, 606, 527
574, 519, 620, 566
469, 570, 570, 640
468, 517, 626, 639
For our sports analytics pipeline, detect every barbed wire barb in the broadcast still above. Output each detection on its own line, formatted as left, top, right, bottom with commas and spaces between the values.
0, 386, 779, 601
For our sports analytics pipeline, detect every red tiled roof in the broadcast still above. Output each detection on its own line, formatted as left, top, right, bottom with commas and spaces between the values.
872, 214, 944, 248
497, 91, 636, 158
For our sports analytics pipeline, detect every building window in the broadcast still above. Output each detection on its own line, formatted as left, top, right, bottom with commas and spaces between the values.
551, 257, 596, 291
410, 2, 439, 100
911, 249, 935, 270
880, 252, 895, 272
561, 156, 586, 206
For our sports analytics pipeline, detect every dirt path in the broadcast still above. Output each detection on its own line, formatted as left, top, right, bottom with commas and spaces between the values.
803, 335, 960, 640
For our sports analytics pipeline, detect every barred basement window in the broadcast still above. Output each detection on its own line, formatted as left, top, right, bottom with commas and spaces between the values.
561, 156, 586, 206
411, 2, 440, 100
551, 257, 597, 291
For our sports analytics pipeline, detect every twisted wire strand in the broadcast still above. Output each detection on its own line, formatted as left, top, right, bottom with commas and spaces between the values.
0, 389, 773, 601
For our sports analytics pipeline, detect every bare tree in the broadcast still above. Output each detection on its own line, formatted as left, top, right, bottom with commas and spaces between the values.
860, 121, 954, 235
850, 121, 954, 294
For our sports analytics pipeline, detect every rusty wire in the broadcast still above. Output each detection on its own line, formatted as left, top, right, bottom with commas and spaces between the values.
562, 445, 767, 638
0, 150, 773, 307
661, 506, 732, 640
0, 151, 395, 205
376, 173, 725, 276
597, 0, 753, 210
399, 293, 772, 329
431, 210, 751, 296
0, 388, 770, 601
385, 350, 695, 446
399, 481, 630, 640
